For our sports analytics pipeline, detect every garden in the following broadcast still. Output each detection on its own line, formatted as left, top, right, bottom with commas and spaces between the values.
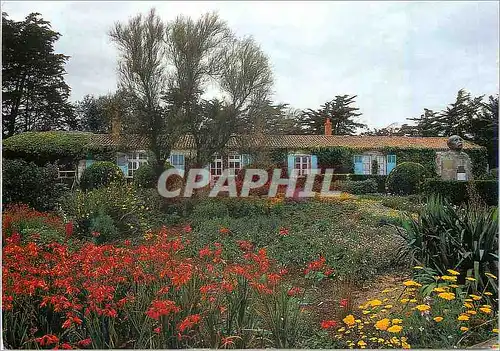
2, 159, 499, 349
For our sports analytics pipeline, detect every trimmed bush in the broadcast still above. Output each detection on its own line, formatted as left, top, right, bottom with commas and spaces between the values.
133, 162, 175, 189
80, 161, 125, 191
2, 158, 68, 211
341, 178, 378, 194
386, 162, 426, 195
424, 179, 498, 206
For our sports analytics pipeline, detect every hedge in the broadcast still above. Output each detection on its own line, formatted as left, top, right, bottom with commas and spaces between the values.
424, 179, 498, 206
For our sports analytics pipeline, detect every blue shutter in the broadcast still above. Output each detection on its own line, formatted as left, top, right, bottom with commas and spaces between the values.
242, 154, 252, 167
353, 155, 363, 175
85, 159, 94, 168
116, 153, 128, 176
311, 155, 318, 170
287, 154, 295, 176
386, 154, 396, 174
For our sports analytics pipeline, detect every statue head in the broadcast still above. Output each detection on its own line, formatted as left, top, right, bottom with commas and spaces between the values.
447, 135, 464, 151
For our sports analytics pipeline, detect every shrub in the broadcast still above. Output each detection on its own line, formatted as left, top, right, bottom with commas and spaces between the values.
341, 179, 378, 194
79, 161, 125, 191
133, 162, 175, 189
2, 158, 68, 211
424, 179, 498, 206
386, 162, 426, 195
60, 185, 162, 241
395, 195, 498, 291
89, 213, 118, 243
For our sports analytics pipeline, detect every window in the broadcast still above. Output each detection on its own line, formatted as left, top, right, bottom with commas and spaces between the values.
387, 155, 396, 164
127, 151, 148, 178
362, 155, 371, 175
210, 155, 223, 177
376, 155, 387, 175
228, 154, 242, 176
294, 155, 311, 176
169, 154, 185, 170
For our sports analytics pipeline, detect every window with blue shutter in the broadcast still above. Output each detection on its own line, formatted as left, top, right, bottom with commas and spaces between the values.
353, 155, 363, 174
116, 153, 128, 176
287, 154, 295, 176
241, 154, 252, 167
386, 154, 397, 174
311, 155, 318, 170
85, 159, 94, 168
170, 154, 185, 170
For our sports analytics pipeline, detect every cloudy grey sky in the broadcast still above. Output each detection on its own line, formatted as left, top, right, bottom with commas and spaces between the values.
3, 1, 499, 128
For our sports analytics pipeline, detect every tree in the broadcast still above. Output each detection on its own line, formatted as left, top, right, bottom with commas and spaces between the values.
300, 95, 366, 135
407, 108, 439, 136
109, 9, 184, 176
165, 13, 273, 167
470, 95, 499, 168
2, 12, 74, 138
240, 98, 302, 135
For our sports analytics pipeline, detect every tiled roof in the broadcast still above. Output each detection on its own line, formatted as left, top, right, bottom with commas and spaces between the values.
89, 133, 483, 150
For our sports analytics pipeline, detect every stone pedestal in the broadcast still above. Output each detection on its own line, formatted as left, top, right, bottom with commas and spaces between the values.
436, 150, 473, 181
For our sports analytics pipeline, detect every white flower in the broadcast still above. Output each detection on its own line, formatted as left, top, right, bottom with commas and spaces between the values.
419, 327, 425, 332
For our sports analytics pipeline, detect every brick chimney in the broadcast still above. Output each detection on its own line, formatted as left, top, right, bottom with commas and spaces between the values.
324, 118, 332, 136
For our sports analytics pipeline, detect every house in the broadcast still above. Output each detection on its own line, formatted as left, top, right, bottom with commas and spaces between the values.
2, 119, 485, 182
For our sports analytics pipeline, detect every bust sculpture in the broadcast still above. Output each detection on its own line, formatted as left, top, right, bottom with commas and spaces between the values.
435, 135, 473, 181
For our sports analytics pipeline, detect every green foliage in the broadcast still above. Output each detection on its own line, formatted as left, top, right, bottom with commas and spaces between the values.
347, 174, 387, 193
89, 213, 118, 243
312, 147, 354, 173
382, 147, 437, 176
424, 179, 498, 206
133, 163, 157, 188
60, 185, 161, 241
341, 178, 378, 194
386, 162, 427, 195
379, 195, 424, 213
464, 148, 489, 178
2, 131, 92, 164
2, 12, 75, 138
2, 158, 68, 211
396, 195, 498, 291
80, 161, 125, 191
371, 159, 379, 175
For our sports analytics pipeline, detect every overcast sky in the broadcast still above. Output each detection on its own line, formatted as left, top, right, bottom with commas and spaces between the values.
3, 1, 499, 128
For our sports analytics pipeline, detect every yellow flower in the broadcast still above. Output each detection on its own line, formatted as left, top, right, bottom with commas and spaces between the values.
392, 319, 403, 324
466, 277, 477, 282
458, 314, 470, 321
413, 266, 424, 269
343, 314, 356, 326
403, 280, 422, 287
467, 310, 477, 315
464, 302, 474, 309
409, 299, 417, 303
415, 304, 431, 312
381, 309, 387, 313
358, 340, 367, 347
400, 298, 409, 303
433, 287, 447, 293
385, 305, 393, 309
383, 298, 389, 302
438, 292, 456, 300
470, 294, 482, 301
402, 341, 411, 349
449, 284, 459, 288
482, 305, 493, 308
485, 272, 498, 280
382, 289, 391, 293
362, 310, 371, 315
447, 269, 460, 276
480, 307, 493, 314
355, 319, 362, 323
441, 275, 458, 282
493, 329, 499, 333
485, 292, 493, 296
433, 316, 444, 322
337, 327, 345, 332
375, 318, 391, 331
367, 299, 383, 307
387, 325, 403, 333
460, 326, 469, 332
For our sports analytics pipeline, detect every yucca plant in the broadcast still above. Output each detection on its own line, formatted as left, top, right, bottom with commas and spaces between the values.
395, 194, 498, 292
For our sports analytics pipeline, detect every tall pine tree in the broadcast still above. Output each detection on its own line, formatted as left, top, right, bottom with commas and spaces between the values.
300, 95, 366, 135
2, 12, 75, 137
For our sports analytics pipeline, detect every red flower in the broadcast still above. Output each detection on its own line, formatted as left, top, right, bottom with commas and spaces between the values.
183, 224, 192, 233
279, 227, 289, 236
321, 320, 337, 329
60, 343, 73, 349
236, 240, 253, 252
340, 298, 349, 308
199, 246, 211, 259
35, 334, 59, 346
219, 227, 230, 235
92, 231, 100, 238
77, 338, 92, 348
65, 222, 73, 238
177, 314, 201, 332
324, 268, 334, 277
146, 300, 180, 320
287, 287, 303, 296
154, 326, 161, 333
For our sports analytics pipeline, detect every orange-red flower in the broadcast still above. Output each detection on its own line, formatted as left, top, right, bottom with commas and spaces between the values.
321, 320, 337, 329
177, 314, 201, 332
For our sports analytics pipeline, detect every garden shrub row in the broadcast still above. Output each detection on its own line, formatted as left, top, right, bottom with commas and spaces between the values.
423, 179, 499, 206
